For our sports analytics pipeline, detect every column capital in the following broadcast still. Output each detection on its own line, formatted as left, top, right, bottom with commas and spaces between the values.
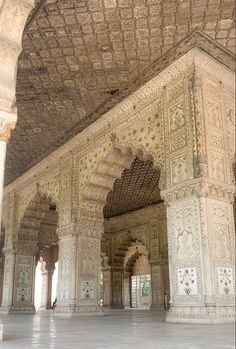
161, 178, 235, 205
0, 110, 17, 143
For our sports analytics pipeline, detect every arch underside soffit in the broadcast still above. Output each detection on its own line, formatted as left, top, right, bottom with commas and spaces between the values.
18, 191, 58, 250
80, 146, 162, 220
104, 157, 162, 218
5, 0, 235, 184
113, 240, 149, 270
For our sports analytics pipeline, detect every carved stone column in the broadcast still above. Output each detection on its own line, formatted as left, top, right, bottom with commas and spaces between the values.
0, 114, 16, 228
40, 269, 48, 310
162, 184, 235, 324
0, 117, 17, 314
55, 221, 103, 316
75, 221, 103, 315
160, 57, 235, 323
123, 273, 131, 309
42, 246, 58, 310
150, 261, 164, 309
54, 226, 77, 316
46, 268, 54, 309
0, 232, 4, 305
0, 246, 15, 312
101, 255, 112, 308
102, 268, 111, 308
111, 267, 124, 309
0, 2, 35, 337
9, 240, 37, 313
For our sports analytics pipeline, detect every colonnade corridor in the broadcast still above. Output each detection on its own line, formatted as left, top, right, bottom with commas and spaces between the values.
0, 0, 235, 347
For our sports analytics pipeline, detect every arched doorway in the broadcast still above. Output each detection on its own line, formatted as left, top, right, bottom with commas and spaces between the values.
1, 191, 59, 313
92, 150, 169, 312
55, 146, 168, 316
124, 244, 151, 309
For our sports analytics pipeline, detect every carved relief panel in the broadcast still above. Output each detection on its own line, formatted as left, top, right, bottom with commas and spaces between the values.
57, 236, 77, 304
77, 236, 100, 303
202, 75, 233, 185
1, 254, 14, 305
163, 77, 194, 188
208, 200, 234, 263
14, 255, 34, 304
167, 197, 203, 303
59, 156, 73, 227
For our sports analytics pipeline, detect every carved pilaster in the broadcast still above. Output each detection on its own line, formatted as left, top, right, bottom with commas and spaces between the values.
191, 69, 208, 178
111, 267, 124, 309
150, 261, 165, 309
55, 220, 104, 316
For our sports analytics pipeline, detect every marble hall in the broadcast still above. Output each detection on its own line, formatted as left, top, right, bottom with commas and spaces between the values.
0, 1, 235, 348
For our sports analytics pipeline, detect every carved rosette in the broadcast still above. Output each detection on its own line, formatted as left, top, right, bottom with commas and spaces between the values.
0, 119, 15, 142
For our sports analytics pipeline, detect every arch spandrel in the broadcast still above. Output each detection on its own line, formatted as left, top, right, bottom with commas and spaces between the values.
79, 143, 165, 221
16, 173, 60, 231
77, 94, 165, 221
17, 190, 58, 246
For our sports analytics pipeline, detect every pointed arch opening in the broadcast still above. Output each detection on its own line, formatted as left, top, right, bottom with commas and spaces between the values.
3, 191, 59, 313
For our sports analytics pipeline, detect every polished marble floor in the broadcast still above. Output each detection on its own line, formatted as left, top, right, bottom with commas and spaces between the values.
0, 309, 235, 349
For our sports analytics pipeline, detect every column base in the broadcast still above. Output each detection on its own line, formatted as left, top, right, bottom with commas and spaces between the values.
0, 306, 11, 314
0, 305, 36, 314
166, 305, 235, 324
111, 304, 124, 309
9, 305, 36, 314
54, 305, 103, 317
150, 304, 165, 310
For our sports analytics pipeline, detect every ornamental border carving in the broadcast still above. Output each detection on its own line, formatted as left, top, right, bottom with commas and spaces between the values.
3, 44, 235, 197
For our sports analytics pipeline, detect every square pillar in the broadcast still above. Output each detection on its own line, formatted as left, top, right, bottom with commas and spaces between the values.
123, 273, 131, 308
55, 221, 103, 316
111, 267, 124, 309
54, 232, 77, 316
0, 248, 15, 312
10, 241, 37, 313
102, 267, 112, 308
150, 261, 165, 309
40, 270, 48, 310
162, 186, 235, 323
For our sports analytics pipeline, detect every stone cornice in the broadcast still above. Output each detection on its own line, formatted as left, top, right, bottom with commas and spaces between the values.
104, 203, 166, 233
4, 31, 235, 195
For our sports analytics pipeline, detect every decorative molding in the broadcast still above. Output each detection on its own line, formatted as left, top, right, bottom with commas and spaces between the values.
161, 178, 235, 204
3, 40, 235, 195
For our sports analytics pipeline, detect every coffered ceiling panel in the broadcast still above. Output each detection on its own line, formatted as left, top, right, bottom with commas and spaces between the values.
104, 158, 161, 218
5, 0, 235, 184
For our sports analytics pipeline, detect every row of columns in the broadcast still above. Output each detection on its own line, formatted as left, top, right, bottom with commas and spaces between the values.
102, 265, 167, 309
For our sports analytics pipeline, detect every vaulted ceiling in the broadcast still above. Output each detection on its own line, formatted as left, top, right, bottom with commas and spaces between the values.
4, 0, 235, 185
104, 157, 161, 218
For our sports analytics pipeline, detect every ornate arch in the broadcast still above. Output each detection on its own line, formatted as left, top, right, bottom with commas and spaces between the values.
112, 237, 149, 269
79, 144, 164, 221
124, 243, 149, 274
18, 190, 58, 252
